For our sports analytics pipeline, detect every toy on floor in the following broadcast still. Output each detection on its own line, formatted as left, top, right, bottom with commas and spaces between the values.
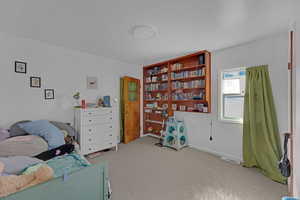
0, 162, 53, 197
162, 117, 188, 150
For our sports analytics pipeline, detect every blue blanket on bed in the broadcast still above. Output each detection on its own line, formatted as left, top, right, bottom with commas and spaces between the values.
46, 153, 90, 178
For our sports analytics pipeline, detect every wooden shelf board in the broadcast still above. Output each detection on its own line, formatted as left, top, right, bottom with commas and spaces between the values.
145, 90, 168, 93
171, 87, 205, 92
171, 64, 206, 73
171, 76, 206, 81
144, 107, 167, 110
172, 100, 206, 103
174, 110, 210, 113
144, 100, 168, 102
145, 80, 168, 84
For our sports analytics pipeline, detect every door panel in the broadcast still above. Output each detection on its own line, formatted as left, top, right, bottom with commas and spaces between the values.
123, 76, 140, 144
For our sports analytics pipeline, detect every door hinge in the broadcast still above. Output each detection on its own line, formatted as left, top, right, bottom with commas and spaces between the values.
288, 63, 292, 70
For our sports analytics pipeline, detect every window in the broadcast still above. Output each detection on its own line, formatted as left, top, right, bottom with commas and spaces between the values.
220, 68, 245, 123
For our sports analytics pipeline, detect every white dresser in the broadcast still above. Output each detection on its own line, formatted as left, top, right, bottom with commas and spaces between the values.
74, 107, 118, 155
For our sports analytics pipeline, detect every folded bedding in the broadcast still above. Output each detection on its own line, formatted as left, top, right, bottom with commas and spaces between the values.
0, 156, 43, 175
23, 153, 90, 178
0, 135, 48, 157
18, 120, 65, 150
10, 120, 77, 138
46, 153, 90, 178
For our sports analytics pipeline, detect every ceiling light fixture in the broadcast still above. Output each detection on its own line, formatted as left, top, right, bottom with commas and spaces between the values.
130, 25, 157, 40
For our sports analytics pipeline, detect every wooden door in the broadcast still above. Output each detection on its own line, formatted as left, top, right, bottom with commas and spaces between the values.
123, 76, 140, 144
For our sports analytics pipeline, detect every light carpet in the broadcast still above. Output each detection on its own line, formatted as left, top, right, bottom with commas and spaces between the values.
89, 136, 287, 200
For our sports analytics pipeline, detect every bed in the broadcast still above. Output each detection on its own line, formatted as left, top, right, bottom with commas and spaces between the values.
2, 161, 109, 200
0, 120, 110, 200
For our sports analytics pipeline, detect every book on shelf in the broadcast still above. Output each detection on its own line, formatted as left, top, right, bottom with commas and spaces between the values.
146, 66, 168, 76
172, 80, 205, 89
172, 91, 205, 101
145, 83, 168, 91
171, 68, 205, 79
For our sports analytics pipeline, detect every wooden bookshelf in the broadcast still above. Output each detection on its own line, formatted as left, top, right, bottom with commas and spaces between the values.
143, 50, 211, 136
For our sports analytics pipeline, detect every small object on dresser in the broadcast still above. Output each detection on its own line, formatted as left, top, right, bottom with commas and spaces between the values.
97, 98, 104, 107
86, 103, 97, 108
81, 100, 86, 109
72, 92, 81, 107
103, 96, 111, 107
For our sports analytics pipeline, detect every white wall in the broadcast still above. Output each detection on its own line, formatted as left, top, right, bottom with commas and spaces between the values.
0, 32, 140, 136
176, 32, 289, 162
293, 15, 300, 197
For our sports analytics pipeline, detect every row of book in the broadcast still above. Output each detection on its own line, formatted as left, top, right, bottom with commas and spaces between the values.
145, 93, 168, 101
146, 66, 168, 76
145, 83, 168, 91
171, 63, 183, 71
172, 103, 208, 112
172, 91, 205, 101
172, 80, 205, 89
145, 74, 168, 83
171, 68, 205, 79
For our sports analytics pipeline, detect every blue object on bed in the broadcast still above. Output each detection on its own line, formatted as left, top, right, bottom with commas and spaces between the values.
46, 153, 90, 178
18, 120, 65, 150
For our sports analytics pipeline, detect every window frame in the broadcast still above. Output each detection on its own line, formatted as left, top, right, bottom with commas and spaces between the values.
218, 67, 246, 124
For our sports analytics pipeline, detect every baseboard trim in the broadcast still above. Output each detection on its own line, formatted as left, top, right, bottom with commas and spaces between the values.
189, 144, 242, 164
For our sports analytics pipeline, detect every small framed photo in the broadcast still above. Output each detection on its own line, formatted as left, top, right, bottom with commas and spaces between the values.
87, 76, 98, 89
15, 61, 27, 74
30, 77, 41, 88
44, 89, 54, 100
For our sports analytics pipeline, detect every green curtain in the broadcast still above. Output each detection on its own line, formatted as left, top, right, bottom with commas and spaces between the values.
243, 65, 286, 183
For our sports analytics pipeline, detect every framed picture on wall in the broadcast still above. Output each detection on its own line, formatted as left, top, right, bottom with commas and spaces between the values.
87, 76, 98, 89
15, 61, 27, 74
30, 77, 41, 88
44, 89, 55, 100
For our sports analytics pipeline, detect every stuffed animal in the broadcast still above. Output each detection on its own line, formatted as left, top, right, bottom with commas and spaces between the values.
0, 161, 54, 197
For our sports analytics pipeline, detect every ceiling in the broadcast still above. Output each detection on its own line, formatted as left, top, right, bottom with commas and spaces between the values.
0, 0, 294, 64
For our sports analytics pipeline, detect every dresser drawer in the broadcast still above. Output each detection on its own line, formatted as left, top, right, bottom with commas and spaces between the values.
82, 109, 113, 117
83, 142, 116, 154
84, 131, 115, 145
82, 115, 113, 126
83, 124, 113, 135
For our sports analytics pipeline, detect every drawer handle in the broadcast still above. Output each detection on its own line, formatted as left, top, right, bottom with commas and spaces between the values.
89, 148, 91, 150
110, 117, 112, 120
89, 120, 92, 122
110, 126, 112, 128
110, 111, 112, 113
89, 139, 92, 141
109, 143, 112, 145
88, 112, 92, 115
89, 129, 92, 132
109, 134, 112, 136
